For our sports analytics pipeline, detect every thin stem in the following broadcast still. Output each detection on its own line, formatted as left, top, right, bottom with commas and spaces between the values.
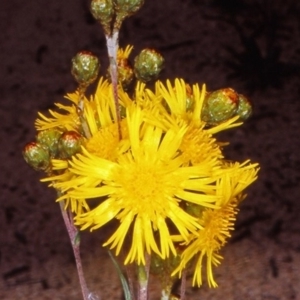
137, 254, 151, 300
59, 201, 90, 300
180, 269, 187, 300
125, 264, 136, 300
106, 30, 122, 139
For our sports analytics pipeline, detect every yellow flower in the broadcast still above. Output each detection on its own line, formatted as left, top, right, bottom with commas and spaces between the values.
172, 161, 259, 287
54, 106, 224, 265
174, 199, 239, 288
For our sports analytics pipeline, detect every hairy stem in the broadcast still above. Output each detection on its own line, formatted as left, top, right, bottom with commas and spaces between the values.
137, 254, 151, 300
59, 201, 90, 300
106, 30, 122, 139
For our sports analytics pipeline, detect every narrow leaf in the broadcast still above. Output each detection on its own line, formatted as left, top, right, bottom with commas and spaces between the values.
108, 251, 132, 300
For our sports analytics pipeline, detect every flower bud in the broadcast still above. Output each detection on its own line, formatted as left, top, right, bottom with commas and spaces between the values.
71, 51, 100, 87
114, 0, 144, 25
23, 142, 51, 171
58, 131, 84, 159
201, 88, 239, 125
236, 94, 252, 121
134, 49, 164, 82
36, 129, 62, 157
90, 0, 114, 35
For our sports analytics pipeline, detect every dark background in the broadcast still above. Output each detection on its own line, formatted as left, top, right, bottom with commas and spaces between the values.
1, 0, 300, 299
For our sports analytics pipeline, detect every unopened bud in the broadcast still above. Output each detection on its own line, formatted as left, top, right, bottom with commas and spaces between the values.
236, 94, 252, 121
71, 51, 100, 87
91, 0, 114, 35
134, 49, 164, 82
58, 131, 84, 159
114, 0, 144, 27
23, 142, 51, 171
36, 129, 62, 157
202, 88, 239, 124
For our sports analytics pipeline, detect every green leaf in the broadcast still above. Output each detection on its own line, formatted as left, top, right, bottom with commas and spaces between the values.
108, 251, 132, 300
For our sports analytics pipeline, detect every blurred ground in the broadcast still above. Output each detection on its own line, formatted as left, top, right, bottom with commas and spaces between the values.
1, 0, 300, 299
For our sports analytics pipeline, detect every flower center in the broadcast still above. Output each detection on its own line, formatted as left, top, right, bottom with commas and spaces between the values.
198, 201, 237, 251
86, 122, 128, 160
117, 162, 170, 220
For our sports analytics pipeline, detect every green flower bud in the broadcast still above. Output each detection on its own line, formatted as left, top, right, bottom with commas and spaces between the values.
201, 88, 239, 125
23, 142, 51, 171
71, 51, 100, 87
134, 49, 164, 82
90, 0, 114, 35
236, 94, 252, 121
114, 0, 144, 25
36, 129, 62, 157
58, 131, 84, 159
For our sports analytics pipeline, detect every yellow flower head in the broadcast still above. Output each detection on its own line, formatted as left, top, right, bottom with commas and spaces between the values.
174, 199, 239, 288
55, 106, 226, 265
172, 161, 259, 287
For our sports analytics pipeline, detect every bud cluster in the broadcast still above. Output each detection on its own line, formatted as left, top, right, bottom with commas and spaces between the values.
201, 88, 252, 125
23, 129, 84, 173
91, 0, 145, 35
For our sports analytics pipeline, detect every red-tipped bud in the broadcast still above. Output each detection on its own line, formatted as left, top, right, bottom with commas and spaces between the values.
71, 51, 100, 87
202, 88, 239, 125
58, 131, 84, 159
23, 142, 51, 171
